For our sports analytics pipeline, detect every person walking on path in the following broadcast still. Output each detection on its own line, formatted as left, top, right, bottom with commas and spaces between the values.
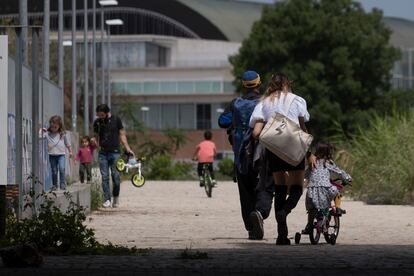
250, 73, 312, 245
42, 115, 73, 191
75, 136, 97, 184
93, 104, 134, 208
193, 130, 217, 187
219, 70, 274, 240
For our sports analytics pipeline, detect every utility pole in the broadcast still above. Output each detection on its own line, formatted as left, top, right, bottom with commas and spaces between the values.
107, 26, 110, 107
15, 28, 23, 219
72, 0, 77, 131
19, 0, 28, 63
58, 0, 64, 91
84, 0, 89, 134
43, 0, 50, 78
101, 6, 105, 104
92, 0, 97, 117
32, 28, 40, 215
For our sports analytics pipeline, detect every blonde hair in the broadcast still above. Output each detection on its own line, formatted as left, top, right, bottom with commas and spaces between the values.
48, 115, 65, 135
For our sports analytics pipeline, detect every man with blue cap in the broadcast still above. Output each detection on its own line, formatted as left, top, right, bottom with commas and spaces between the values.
218, 70, 274, 240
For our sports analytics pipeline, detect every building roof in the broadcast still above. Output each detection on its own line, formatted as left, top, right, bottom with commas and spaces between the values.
1, 0, 414, 47
177, 0, 264, 42
384, 17, 414, 49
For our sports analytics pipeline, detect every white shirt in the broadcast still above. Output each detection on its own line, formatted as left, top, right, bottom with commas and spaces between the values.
249, 92, 310, 127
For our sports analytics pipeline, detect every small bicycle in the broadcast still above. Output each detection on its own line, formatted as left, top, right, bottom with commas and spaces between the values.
116, 152, 146, 188
295, 179, 351, 245
201, 163, 214, 198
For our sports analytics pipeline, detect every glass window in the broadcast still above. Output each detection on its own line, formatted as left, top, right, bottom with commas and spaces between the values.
160, 82, 177, 93
161, 104, 178, 128
179, 104, 195, 129
211, 81, 222, 92
195, 81, 211, 93
111, 82, 126, 94
109, 42, 146, 69
126, 83, 142, 95
146, 42, 167, 67
143, 82, 159, 93
146, 104, 161, 129
224, 82, 236, 93
197, 104, 211, 130
177, 81, 194, 93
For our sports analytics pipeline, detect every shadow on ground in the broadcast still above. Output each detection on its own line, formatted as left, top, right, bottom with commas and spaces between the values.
1, 244, 413, 275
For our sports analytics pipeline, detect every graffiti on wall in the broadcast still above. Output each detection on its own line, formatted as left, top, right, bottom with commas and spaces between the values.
7, 113, 52, 191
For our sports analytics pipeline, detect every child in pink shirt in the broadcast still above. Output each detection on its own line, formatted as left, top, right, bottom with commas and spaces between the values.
75, 136, 97, 183
193, 130, 217, 187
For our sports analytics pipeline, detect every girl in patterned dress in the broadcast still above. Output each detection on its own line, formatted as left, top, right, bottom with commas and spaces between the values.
303, 141, 352, 233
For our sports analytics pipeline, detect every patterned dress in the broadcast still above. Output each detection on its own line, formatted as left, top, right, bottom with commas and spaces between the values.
305, 159, 352, 210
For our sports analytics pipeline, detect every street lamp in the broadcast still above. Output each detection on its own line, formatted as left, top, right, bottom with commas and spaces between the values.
63, 40, 72, 47
141, 106, 150, 126
99, 0, 118, 105
105, 18, 123, 108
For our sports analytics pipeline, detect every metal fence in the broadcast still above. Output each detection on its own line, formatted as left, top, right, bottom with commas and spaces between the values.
6, 56, 76, 192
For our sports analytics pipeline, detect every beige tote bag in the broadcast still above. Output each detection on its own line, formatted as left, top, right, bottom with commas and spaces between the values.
259, 94, 313, 166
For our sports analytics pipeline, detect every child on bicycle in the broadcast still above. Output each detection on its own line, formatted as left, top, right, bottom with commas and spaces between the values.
193, 130, 217, 187
302, 141, 352, 234
75, 136, 97, 184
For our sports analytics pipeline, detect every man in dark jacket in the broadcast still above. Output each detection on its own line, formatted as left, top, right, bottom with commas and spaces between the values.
218, 71, 274, 240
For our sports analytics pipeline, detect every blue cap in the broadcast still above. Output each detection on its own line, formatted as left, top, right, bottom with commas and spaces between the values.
242, 70, 261, 88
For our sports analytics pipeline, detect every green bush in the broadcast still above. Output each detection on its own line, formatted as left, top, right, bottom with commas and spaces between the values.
218, 158, 234, 178
338, 112, 414, 204
147, 155, 195, 180
1, 192, 139, 255
3, 192, 98, 254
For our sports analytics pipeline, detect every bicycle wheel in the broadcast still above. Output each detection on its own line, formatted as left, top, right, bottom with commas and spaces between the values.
324, 214, 340, 244
204, 174, 212, 198
116, 159, 126, 172
131, 173, 145, 188
309, 217, 321, 245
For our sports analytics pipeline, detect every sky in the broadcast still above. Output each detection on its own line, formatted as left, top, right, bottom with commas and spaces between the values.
237, 0, 414, 21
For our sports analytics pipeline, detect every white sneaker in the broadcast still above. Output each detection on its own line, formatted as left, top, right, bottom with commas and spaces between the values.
112, 197, 119, 208
103, 200, 111, 208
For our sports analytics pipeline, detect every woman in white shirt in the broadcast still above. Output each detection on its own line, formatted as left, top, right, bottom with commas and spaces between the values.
250, 73, 311, 245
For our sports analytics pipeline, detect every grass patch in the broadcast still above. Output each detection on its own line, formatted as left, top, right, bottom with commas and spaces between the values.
336, 111, 414, 205
178, 247, 209, 260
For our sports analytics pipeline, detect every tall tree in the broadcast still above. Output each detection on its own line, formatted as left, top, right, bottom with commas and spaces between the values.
230, 0, 400, 138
